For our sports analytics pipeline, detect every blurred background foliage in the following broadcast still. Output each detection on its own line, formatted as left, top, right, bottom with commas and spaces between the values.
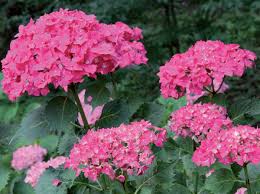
0, 0, 259, 125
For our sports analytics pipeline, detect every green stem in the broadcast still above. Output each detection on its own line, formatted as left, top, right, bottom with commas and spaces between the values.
194, 172, 199, 194
70, 121, 84, 129
243, 164, 252, 194
215, 79, 224, 93
96, 180, 103, 191
64, 181, 103, 191
110, 73, 117, 98
193, 140, 199, 194
69, 84, 90, 130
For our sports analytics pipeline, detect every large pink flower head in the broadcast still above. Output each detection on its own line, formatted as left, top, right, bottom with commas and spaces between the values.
170, 103, 232, 142
65, 120, 166, 182
25, 156, 66, 187
11, 144, 47, 170
158, 40, 256, 99
1, 9, 147, 101
193, 125, 260, 167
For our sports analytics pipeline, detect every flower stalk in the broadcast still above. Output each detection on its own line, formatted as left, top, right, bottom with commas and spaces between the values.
243, 164, 252, 194
193, 140, 199, 194
69, 84, 90, 130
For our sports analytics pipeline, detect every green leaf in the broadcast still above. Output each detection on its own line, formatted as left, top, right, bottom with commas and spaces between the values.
45, 96, 78, 132
58, 132, 78, 156
250, 174, 260, 192
248, 99, 260, 116
139, 186, 152, 194
175, 137, 193, 155
127, 97, 145, 119
70, 185, 90, 194
39, 135, 59, 153
0, 156, 11, 192
198, 188, 214, 194
205, 169, 237, 194
140, 102, 165, 126
84, 80, 110, 108
13, 181, 35, 194
228, 98, 260, 124
131, 159, 178, 192
35, 169, 67, 194
154, 183, 192, 194
111, 181, 125, 194
170, 183, 192, 194
95, 99, 132, 128
238, 164, 260, 192
59, 168, 77, 189
196, 94, 228, 107
0, 103, 19, 123
239, 164, 260, 180
158, 96, 186, 112
11, 106, 50, 148
182, 155, 196, 177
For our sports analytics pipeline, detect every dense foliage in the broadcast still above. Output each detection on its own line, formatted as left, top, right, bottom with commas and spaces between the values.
0, 1, 260, 194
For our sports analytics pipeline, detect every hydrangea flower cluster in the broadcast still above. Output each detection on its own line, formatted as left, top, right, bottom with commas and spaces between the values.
11, 144, 66, 187
192, 125, 260, 167
170, 103, 232, 141
78, 89, 103, 126
1, 9, 147, 100
158, 40, 256, 99
11, 144, 47, 170
25, 156, 66, 187
65, 120, 166, 181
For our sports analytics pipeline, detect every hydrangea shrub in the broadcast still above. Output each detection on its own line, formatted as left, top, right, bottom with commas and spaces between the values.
0, 8, 260, 194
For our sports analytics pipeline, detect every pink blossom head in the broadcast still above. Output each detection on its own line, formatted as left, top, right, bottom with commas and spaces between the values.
11, 144, 47, 171
158, 40, 256, 99
193, 125, 260, 167
170, 103, 232, 141
24, 156, 66, 187
65, 120, 166, 181
1, 9, 147, 101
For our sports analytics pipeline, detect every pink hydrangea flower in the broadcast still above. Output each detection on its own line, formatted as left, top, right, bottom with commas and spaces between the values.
65, 120, 166, 181
193, 125, 260, 167
78, 89, 103, 126
25, 156, 66, 187
205, 169, 215, 177
170, 103, 232, 142
235, 188, 247, 194
24, 161, 49, 187
158, 40, 256, 99
52, 179, 61, 186
1, 9, 147, 101
11, 144, 47, 170
116, 175, 126, 182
